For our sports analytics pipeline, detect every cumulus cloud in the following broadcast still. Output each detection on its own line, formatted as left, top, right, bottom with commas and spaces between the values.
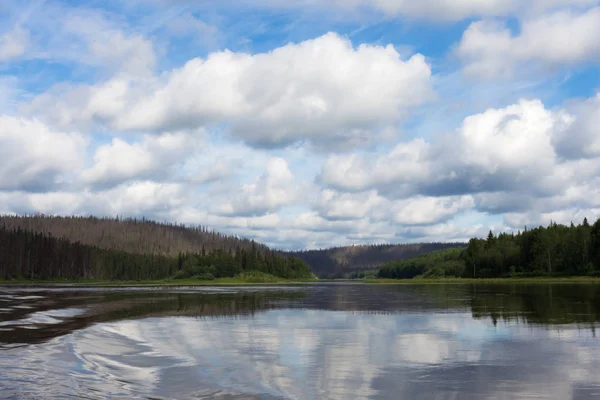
0, 116, 86, 192
314, 190, 386, 221
390, 220, 496, 243
386, 196, 475, 226
319, 138, 430, 194
25, 32, 433, 149
87, 181, 187, 217
81, 132, 200, 189
321, 99, 567, 197
314, 189, 474, 226
3, 0, 600, 249
457, 7, 600, 78
217, 157, 302, 216
553, 93, 600, 159
0, 26, 29, 62
320, 95, 600, 233
0, 181, 187, 219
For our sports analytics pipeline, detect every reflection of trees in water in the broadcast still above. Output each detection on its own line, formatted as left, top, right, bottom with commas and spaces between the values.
468, 284, 600, 327
2, 283, 600, 347
0, 290, 306, 346
307, 284, 600, 328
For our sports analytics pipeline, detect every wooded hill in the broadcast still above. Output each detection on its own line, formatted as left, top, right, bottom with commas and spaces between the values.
377, 217, 600, 279
0, 215, 267, 256
0, 215, 313, 281
287, 242, 465, 278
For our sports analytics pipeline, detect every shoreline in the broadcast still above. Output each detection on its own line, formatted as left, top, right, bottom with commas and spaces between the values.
2, 277, 600, 286
363, 277, 600, 284
0, 277, 319, 287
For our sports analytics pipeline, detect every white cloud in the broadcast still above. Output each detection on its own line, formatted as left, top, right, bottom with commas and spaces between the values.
60, 11, 156, 76
457, 99, 558, 175
504, 208, 600, 229
319, 95, 600, 236
0, 116, 86, 192
217, 157, 302, 216
458, 8, 600, 78
553, 93, 600, 159
7, 4, 156, 76
0, 26, 29, 62
0, 191, 86, 216
314, 189, 474, 225
3, 0, 600, 250
395, 221, 493, 242
0, 181, 187, 218
81, 132, 200, 188
88, 181, 187, 217
26, 32, 433, 149
319, 138, 430, 193
314, 189, 385, 221
321, 99, 566, 197
387, 196, 475, 226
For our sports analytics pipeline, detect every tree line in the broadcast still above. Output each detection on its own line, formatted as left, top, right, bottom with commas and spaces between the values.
0, 225, 313, 281
287, 242, 465, 278
378, 217, 600, 279
0, 215, 269, 256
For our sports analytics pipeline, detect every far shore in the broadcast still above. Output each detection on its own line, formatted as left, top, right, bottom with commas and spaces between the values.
2, 276, 600, 286
0, 277, 320, 286
364, 277, 600, 284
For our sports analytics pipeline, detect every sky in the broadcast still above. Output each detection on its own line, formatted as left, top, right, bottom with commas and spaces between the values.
1, 0, 600, 250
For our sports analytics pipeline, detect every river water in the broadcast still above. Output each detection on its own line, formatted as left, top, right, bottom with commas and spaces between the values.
1, 283, 599, 399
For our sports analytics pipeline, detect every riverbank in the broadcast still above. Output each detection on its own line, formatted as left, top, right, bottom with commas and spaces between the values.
4, 276, 600, 286
0, 277, 319, 286
364, 277, 600, 284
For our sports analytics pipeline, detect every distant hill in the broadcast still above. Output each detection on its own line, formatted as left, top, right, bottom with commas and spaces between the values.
0, 215, 313, 281
286, 243, 466, 278
0, 215, 464, 280
0, 215, 267, 256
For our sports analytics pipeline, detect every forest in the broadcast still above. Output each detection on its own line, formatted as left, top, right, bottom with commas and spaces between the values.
0, 215, 269, 256
0, 216, 314, 281
287, 242, 465, 278
378, 217, 600, 279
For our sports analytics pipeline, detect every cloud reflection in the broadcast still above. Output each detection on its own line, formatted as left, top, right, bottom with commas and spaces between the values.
26, 310, 597, 399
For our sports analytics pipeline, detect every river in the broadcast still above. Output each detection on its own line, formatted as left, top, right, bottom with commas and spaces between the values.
1, 283, 599, 399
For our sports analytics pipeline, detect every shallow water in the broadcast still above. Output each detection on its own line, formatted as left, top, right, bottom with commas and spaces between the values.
1, 283, 600, 399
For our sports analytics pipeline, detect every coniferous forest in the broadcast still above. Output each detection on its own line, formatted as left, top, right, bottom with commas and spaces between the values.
287, 242, 465, 278
378, 217, 600, 279
0, 216, 313, 281
3, 215, 600, 281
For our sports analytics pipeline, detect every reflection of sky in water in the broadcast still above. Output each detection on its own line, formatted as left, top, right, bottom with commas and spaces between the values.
0, 307, 85, 327
2, 309, 600, 399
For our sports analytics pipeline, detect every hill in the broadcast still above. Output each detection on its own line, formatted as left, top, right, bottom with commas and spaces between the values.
0, 215, 313, 281
0, 215, 266, 256
286, 243, 466, 278
377, 218, 600, 280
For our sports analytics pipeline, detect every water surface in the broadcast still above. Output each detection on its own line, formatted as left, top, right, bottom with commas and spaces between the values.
1, 283, 600, 399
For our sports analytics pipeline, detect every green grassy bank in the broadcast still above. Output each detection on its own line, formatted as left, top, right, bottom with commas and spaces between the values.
0, 272, 318, 286
364, 276, 600, 284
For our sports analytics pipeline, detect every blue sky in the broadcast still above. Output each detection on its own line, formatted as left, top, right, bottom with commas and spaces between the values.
1, 0, 599, 249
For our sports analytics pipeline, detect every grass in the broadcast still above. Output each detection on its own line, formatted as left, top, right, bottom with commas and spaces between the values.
0, 276, 318, 286
5, 276, 599, 286
364, 276, 600, 284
